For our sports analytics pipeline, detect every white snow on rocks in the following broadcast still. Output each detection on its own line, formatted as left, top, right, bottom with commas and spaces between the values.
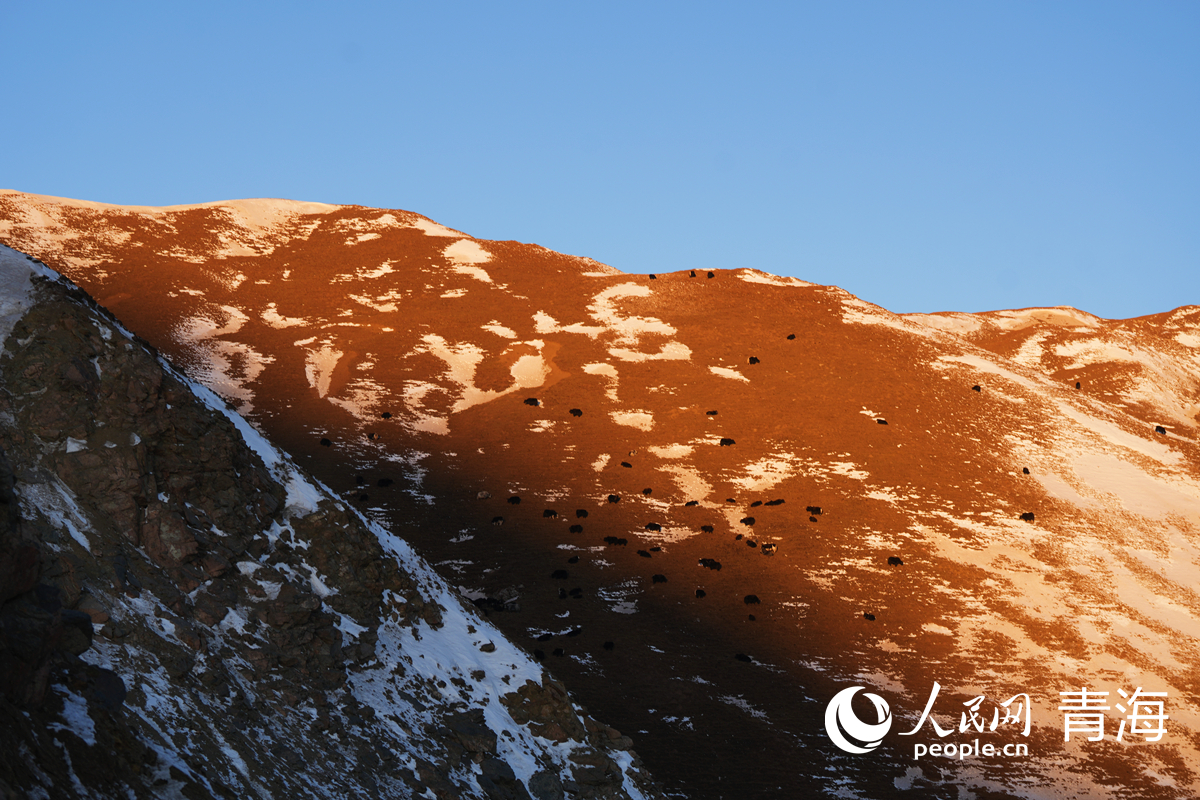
47, 687, 96, 746
0, 245, 37, 342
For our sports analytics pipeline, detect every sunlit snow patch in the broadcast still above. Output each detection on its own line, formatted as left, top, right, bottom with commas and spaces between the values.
709, 366, 748, 382
736, 270, 813, 288
611, 411, 654, 431
261, 302, 307, 328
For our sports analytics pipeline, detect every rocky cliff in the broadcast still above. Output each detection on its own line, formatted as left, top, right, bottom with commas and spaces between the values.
0, 244, 659, 799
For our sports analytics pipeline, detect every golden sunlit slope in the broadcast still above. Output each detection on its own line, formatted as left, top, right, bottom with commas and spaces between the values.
4, 188, 1200, 799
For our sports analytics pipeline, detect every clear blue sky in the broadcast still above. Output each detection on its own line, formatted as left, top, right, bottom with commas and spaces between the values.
3, 2, 1197, 318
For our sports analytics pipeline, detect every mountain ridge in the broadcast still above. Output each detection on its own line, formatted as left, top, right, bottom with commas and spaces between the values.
2, 189, 1199, 798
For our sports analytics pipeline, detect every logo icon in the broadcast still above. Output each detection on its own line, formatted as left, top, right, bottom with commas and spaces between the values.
825, 686, 893, 753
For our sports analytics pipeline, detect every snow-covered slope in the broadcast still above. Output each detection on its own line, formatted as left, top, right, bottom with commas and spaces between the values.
0, 243, 658, 799
3, 189, 1200, 799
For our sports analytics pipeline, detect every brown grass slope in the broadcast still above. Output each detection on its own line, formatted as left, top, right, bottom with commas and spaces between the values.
4, 190, 1200, 799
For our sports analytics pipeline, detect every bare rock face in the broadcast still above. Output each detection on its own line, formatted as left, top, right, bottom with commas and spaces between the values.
0, 251, 660, 799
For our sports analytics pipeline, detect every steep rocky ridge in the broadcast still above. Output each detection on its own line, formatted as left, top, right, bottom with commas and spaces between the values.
0, 244, 658, 799
2, 190, 1200, 798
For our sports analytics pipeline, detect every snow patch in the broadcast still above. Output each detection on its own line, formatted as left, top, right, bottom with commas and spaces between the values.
174, 305, 272, 413
298, 341, 344, 399
261, 302, 307, 328
444, 239, 491, 267
709, 366, 748, 382
482, 321, 518, 339
411, 217, 466, 237
0, 245, 36, 343
48, 687, 96, 746
984, 307, 1101, 331
736, 270, 813, 288
611, 411, 654, 431
648, 444, 693, 459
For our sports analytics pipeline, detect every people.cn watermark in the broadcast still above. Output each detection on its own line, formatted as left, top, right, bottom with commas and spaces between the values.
824, 682, 1170, 762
